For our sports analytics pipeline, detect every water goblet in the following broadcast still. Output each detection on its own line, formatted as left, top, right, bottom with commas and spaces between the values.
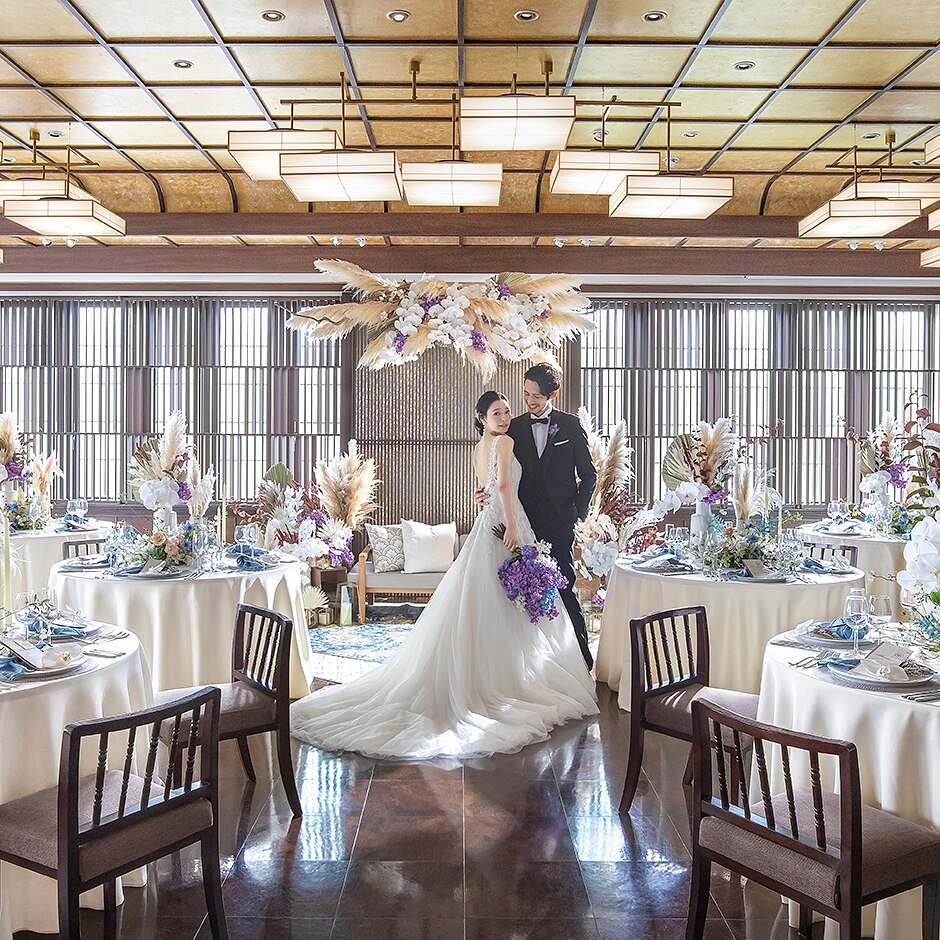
836, 499, 849, 521
66, 499, 79, 518
827, 499, 840, 522
868, 595, 892, 632
74, 498, 88, 520
193, 530, 210, 573
234, 524, 251, 553
843, 590, 869, 658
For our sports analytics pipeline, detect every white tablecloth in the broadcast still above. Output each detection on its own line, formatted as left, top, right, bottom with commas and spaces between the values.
758, 638, 940, 939
596, 561, 865, 706
51, 560, 315, 697
799, 523, 906, 615
0, 633, 152, 939
10, 522, 112, 596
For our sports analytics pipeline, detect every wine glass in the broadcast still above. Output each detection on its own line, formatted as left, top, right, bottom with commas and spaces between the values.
836, 499, 849, 521
843, 590, 869, 658
193, 529, 209, 572
74, 498, 88, 520
66, 499, 79, 519
13, 592, 36, 635
868, 595, 892, 631
663, 523, 675, 549
827, 499, 840, 522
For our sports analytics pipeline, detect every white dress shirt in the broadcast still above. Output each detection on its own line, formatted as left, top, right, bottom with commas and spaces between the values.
531, 403, 554, 458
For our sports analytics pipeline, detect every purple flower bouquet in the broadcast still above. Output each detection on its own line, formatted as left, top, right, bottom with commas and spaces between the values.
494, 527, 568, 624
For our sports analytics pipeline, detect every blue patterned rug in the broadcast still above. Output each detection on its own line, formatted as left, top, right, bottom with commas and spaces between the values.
308, 624, 414, 663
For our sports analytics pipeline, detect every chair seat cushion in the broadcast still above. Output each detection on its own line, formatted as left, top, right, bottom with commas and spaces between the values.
361, 571, 445, 591
155, 682, 275, 739
0, 770, 213, 883
700, 789, 940, 909
644, 683, 759, 739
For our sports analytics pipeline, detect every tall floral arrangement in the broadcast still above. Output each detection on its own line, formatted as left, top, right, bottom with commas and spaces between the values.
128, 410, 193, 510
29, 449, 63, 496
730, 462, 781, 524
897, 513, 940, 646
661, 417, 739, 502
0, 413, 30, 488
185, 458, 216, 521
315, 439, 379, 530
287, 261, 594, 380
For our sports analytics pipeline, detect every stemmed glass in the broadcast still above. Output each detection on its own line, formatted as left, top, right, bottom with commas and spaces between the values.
827, 499, 840, 522
233, 523, 259, 555
844, 590, 869, 658
66, 498, 88, 520
193, 529, 210, 573
836, 499, 849, 521
868, 595, 892, 632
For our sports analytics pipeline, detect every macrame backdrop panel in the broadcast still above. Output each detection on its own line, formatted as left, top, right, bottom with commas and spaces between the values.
353, 342, 574, 532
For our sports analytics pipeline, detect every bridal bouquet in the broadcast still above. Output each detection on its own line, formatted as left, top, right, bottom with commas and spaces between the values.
0, 412, 30, 488
496, 534, 568, 625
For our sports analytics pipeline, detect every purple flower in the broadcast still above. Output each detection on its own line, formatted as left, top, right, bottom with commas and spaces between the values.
471, 330, 488, 353
591, 592, 605, 610
548, 424, 559, 437
703, 488, 729, 505
310, 510, 327, 527
329, 544, 355, 569
497, 283, 511, 299
4, 460, 29, 484
392, 329, 407, 354
887, 462, 907, 490
176, 481, 192, 502
498, 545, 569, 625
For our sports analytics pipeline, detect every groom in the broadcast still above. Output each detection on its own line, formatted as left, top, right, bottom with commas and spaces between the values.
482, 363, 597, 670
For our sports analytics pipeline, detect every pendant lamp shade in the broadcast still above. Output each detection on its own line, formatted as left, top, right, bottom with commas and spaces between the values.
3, 198, 126, 236
798, 198, 921, 238
227, 128, 339, 181
609, 174, 734, 219
401, 161, 502, 206
550, 150, 660, 195
458, 95, 576, 151
280, 151, 403, 202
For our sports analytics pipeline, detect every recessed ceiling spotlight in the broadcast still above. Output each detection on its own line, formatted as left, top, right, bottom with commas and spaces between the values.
912, 159, 926, 166
173, 59, 193, 69
682, 131, 699, 138
861, 132, 880, 140
514, 9, 539, 21
592, 128, 608, 143
579, 237, 591, 247
65, 237, 77, 248
667, 156, 679, 167
387, 9, 411, 22
331, 236, 343, 246
355, 236, 367, 247
873, 241, 886, 251
642, 10, 667, 21
260, 9, 285, 21
848, 241, 860, 250
47, 129, 64, 138
553, 237, 566, 248
733, 60, 756, 71
2, 155, 14, 163
40, 237, 53, 247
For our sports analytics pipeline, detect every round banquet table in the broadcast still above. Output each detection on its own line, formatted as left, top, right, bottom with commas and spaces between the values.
10, 521, 112, 596
50, 559, 315, 697
595, 560, 865, 707
799, 522, 906, 614
0, 632, 151, 940
757, 637, 940, 939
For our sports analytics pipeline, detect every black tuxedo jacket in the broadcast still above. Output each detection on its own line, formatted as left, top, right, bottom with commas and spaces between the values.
508, 409, 597, 537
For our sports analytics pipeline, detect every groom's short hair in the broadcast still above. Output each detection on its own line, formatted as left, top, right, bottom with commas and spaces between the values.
524, 362, 561, 397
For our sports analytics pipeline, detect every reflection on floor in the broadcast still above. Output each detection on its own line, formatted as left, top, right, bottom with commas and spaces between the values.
16, 682, 824, 940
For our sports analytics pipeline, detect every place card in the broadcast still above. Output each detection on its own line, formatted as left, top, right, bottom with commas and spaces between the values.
743, 559, 769, 578
0, 635, 44, 670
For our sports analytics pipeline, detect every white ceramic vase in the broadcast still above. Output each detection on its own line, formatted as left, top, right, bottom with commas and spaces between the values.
153, 507, 178, 532
2, 480, 15, 504
690, 498, 711, 537
31, 492, 51, 527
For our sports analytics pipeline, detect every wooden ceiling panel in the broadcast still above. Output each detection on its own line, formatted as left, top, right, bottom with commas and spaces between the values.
465, 0, 588, 41
897, 56, 940, 88
0, 88, 71, 119
200, 0, 334, 40
0, 0, 96, 40
167, 235, 241, 245
74, 0, 212, 39
54, 86, 171, 118
565, 120, 645, 148
312, 235, 386, 245
348, 45, 458, 84
390, 235, 460, 245
233, 44, 346, 83
716, 173, 772, 214
67, 149, 136, 169
792, 48, 925, 88
710, 149, 802, 171
132, 147, 214, 170
825, 122, 926, 149
683, 236, 760, 247
463, 236, 533, 245
711, 0, 854, 41
239, 235, 314, 245
0, 45, 132, 84
675, 88, 770, 121
540, 191, 608, 213
90, 119, 193, 145
160, 174, 236, 212
115, 44, 238, 83
574, 45, 688, 85
644, 121, 738, 149
754, 237, 830, 248
590, 0, 722, 41
466, 149, 546, 169
71, 172, 162, 211
96, 235, 172, 245
758, 90, 873, 122
336, 0, 457, 40
732, 121, 838, 149
181, 118, 266, 146
231, 176, 307, 212
464, 45, 574, 85
762, 174, 844, 215
373, 119, 454, 147
857, 90, 940, 123
156, 86, 266, 118
0, 120, 102, 149
833, 0, 940, 42
609, 236, 685, 246
683, 47, 808, 86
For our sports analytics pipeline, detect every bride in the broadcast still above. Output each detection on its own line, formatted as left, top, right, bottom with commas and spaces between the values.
290, 390, 599, 760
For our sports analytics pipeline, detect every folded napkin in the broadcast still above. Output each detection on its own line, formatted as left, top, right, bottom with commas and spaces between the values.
813, 617, 869, 641
818, 654, 859, 670
111, 563, 144, 577
802, 556, 851, 574
49, 624, 86, 639
633, 551, 686, 570
723, 568, 752, 580
235, 554, 267, 572
62, 553, 111, 570
0, 654, 32, 680
821, 641, 913, 682
226, 545, 266, 557
815, 520, 868, 535
56, 515, 96, 532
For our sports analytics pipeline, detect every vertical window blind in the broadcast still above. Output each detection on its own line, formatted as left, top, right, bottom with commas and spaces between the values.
580, 298, 940, 506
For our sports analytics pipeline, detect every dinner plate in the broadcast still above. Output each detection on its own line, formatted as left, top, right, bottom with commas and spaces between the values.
8, 645, 88, 680
123, 568, 191, 580
824, 662, 935, 690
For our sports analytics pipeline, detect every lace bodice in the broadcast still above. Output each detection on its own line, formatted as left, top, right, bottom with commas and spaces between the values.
480, 437, 535, 543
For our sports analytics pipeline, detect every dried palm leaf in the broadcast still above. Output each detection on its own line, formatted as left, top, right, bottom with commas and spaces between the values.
528, 347, 561, 370
263, 462, 294, 490
697, 417, 738, 488
0, 413, 22, 465
359, 331, 394, 370
494, 271, 533, 291
662, 433, 697, 490
462, 345, 498, 380
413, 277, 449, 298
537, 310, 596, 343
546, 292, 592, 314
578, 407, 606, 470
401, 324, 434, 357
287, 317, 352, 340
596, 422, 634, 503
303, 585, 329, 611
159, 411, 189, 476
315, 259, 401, 299
467, 297, 512, 322
528, 273, 584, 297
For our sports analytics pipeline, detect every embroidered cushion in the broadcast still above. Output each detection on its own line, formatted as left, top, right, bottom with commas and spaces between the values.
365, 523, 405, 573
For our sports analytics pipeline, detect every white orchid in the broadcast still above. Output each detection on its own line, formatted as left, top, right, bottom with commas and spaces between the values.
676, 481, 709, 504
860, 470, 891, 493
139, 477, 181, 510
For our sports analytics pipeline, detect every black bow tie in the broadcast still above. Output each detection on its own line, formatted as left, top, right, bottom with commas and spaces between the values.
531, 416, 550, 424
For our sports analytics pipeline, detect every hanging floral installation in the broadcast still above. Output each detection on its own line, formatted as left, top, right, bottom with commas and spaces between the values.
286, 260, 595, 379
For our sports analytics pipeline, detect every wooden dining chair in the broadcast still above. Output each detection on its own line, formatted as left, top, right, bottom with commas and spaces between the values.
620, 605, 760, 814
687, 699, 940, 940
0, 686, 227, 940
63, 537, 107, 560
803, 541, 859, 569
155, 604, 302, 818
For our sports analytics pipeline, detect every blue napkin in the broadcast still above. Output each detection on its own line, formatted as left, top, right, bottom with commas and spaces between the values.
0, 654, 33, 681
226, 545, 266, 557
111, 564, 144, 577
235, 554, 265, 572
814, 617, 869, 641
49, 624, 86, 639
802, 557, 832, 572
818, 655, 860, 670
724, 568, 751, 580
56, 515, 94, 531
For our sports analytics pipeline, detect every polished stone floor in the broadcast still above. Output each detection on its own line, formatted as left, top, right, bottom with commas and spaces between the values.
19, 682, 823, 940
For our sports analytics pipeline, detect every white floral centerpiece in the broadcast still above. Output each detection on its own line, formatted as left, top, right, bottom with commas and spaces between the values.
0, 412, 31, 500
128, 410, 192, 528
28, 449, 63, 526
897, 513, 940, 646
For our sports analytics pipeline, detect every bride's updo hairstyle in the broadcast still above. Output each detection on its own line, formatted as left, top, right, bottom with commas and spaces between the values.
474, 391, 509, 436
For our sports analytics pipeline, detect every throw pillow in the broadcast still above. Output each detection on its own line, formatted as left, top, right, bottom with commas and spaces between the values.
365, 523, 405, 573
401, 519, 458, 574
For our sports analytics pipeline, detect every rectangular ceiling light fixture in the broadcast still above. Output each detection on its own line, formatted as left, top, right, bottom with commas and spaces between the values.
926, 207, 940, 231
280, 151, 402, 202
926, 135, 940, 166
401, 161, 502, 206
0, 177, 95, 209
550, 150, 660, 195
832, 179, 940, 210
228, 128, 340, 181
3, 198, 126, 236
459, 95, 576, 151
609, 174, 734, 219
798, 198, 921, 237
921, 246, 940, 267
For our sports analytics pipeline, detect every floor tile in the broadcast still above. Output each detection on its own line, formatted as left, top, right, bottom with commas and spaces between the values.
464, 813, 577, 864
331, 917, 465, 939
465, 861, 592, 918
336, 861, 464, 920
221, 859, 348, 918
580, 860, 692, 919
361, 778, 463, 818
352, 813, 463, 862
466, 916, 601, 939
568, 814, 690, 863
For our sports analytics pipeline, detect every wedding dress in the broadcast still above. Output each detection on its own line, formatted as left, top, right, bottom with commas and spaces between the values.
290, 438, 599, 760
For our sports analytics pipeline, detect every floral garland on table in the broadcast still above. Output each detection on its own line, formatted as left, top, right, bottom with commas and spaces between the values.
4, 500, 44, 532
0, 412, 31, 488
130, 523, 196, 569
287, 260, 594, 380
661, 417, 739, 504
